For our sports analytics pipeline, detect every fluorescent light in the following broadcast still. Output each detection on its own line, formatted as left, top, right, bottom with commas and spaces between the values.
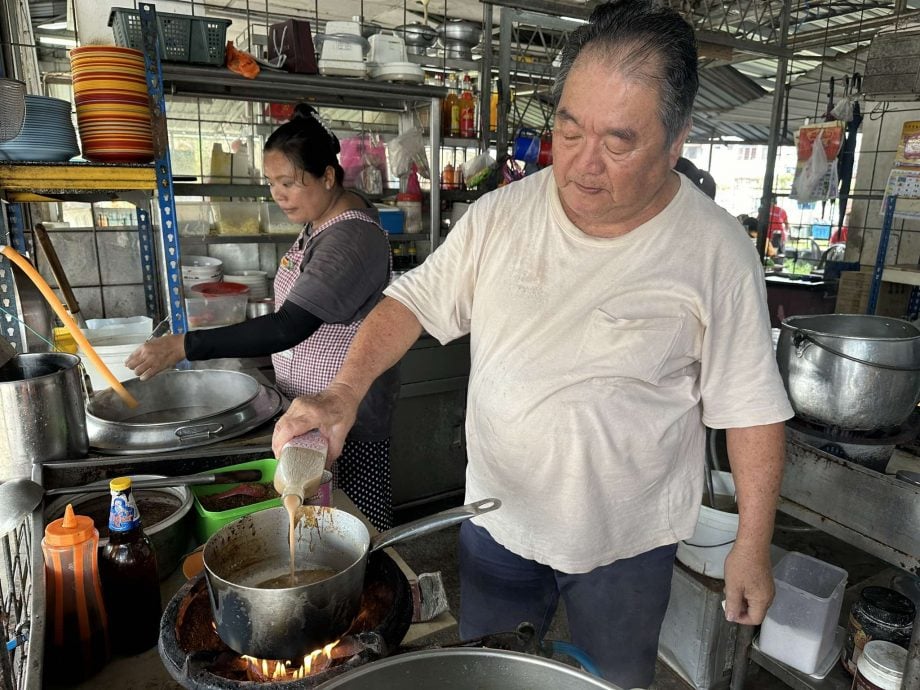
38, 35, 76, 47
38, 20, 68, 30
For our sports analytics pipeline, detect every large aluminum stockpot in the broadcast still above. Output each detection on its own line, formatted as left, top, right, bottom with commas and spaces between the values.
85, 369, 282, 454
0, 353, 88, 478
315, 648, 621, 689
777, 314, 920, 430
203, 499, 500, 660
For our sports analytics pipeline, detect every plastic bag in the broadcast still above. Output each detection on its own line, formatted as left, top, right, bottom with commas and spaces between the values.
340, 134, 387, 189
462, 152, 496, 189
792, 132, 829, 202
225, 42, 260, 79
387, 128, 430, 179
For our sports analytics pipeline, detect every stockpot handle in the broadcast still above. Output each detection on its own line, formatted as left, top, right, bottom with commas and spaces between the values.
792, 331, 920, 371
369, 498, 501, 553
175, 423, 224, 441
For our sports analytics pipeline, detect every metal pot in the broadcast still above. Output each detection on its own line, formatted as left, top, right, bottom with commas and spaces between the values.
0, 353, 88, 478
443, 40, 474, 60
397, 23, 437, 54
315, 648, 621, 689
85, 369, 282, 454
777, 314, 920, 430
44, 474, 193, 579
246, 297, 275, 319
438, 19, 481, 46
203, 498, 500, 659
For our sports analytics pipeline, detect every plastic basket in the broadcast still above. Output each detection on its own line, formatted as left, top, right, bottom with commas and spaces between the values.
108, 7, 231, 66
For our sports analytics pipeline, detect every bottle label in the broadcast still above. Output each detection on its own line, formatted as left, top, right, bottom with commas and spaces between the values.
109, 491, 141, 532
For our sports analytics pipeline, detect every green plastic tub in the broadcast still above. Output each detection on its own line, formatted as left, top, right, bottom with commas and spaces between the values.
192, 458, 280, 544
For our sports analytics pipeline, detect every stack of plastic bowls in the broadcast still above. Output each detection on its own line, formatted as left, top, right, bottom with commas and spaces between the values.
181, 255, 222, 293
70, 46, 154, 163
0, 95, 79, 162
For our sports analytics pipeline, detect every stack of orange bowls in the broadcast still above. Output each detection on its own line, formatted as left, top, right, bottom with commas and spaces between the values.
70, 46, 154, 163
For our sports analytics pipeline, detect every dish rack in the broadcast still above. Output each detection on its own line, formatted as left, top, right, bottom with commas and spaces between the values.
0, 517, 33, 689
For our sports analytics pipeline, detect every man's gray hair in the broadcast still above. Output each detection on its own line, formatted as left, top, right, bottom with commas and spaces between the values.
552, 0, 698, 147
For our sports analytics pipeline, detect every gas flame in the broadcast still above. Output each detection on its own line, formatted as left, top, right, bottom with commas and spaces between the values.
242, 640, 339, 681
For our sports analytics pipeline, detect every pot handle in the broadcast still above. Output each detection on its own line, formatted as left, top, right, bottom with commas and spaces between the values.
175, 423, 224, 441
792, 331, 920, 371
369, 498, 501, 553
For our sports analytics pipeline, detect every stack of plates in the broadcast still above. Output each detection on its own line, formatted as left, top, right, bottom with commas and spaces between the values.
182, 255, 222, 292
224, 270, 269, 300
70, 46, 154, 164
0, 95, 79, 162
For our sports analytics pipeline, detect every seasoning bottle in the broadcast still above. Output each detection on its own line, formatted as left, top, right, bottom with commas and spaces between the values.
99, 477, 161, 655
460, 74, 476, 138
843, 586, 915, 674
42, 504, 110, 683
853, 640, 908, 690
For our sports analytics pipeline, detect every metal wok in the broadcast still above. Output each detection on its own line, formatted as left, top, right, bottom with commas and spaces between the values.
202, 498, 500, 659
85, 369, 283, 454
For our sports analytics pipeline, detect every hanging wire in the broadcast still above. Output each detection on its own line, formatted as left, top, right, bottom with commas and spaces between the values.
0, 305, 60, 352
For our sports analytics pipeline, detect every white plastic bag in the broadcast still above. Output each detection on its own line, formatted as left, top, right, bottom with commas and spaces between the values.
387, 128, 430, 179
792, 132, 829, 202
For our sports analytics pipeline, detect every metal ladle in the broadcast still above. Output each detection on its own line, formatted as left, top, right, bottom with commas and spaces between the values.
0, 478, 43, 537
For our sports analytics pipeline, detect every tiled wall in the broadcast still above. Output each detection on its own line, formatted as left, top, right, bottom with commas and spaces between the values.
848, 102, 920, 268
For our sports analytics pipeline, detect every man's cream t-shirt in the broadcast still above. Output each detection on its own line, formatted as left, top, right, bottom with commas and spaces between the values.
385, 169, 793, 574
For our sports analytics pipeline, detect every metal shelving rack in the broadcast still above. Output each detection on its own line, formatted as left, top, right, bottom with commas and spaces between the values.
158, 63, 446, 252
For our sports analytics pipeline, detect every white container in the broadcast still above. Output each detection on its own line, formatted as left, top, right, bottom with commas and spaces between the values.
260, 202, 302, 235
758, 551, 848, 674
83, 316, 152, 346
854, 640, 907, 690
675, 470, 738, 579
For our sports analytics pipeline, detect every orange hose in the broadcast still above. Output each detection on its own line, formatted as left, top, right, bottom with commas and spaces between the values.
1, 245, 138, 408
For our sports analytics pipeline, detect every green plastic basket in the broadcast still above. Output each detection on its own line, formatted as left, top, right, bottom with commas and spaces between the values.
192, 458, 280, 544
108, 7, 232, 66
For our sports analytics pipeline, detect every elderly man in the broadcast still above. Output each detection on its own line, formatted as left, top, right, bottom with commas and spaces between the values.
273, 1, 792, 686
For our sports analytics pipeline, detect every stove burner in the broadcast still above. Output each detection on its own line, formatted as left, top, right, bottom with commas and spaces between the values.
787, 409, 920, 446
159, 551, 412, 689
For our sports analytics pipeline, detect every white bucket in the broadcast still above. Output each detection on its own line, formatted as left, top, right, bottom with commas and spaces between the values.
79, 317, 151, 393
676, 470, 739, 579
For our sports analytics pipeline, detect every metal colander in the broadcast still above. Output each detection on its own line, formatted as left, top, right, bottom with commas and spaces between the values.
0, 79, 26, 143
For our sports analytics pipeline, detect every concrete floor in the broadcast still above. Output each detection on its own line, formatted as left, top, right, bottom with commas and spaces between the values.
54, 503, 916, 690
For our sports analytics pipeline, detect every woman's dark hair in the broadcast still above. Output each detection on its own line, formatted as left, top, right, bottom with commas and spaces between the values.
264, 104, 345, 185
553, 0, 698, 147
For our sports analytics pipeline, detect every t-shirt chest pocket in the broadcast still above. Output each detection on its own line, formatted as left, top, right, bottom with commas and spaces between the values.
576, 312, 685, 385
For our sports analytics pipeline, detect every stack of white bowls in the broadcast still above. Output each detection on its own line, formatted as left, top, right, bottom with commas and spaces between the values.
182, 255, 223, 293
223, 270, 269, 300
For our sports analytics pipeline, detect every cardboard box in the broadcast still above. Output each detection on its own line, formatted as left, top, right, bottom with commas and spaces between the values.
268, 19, 318, 74
835, 268, 912, 316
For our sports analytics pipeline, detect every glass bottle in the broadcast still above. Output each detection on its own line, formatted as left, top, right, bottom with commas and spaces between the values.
42, 504, 110, 683
489, 78, 499, 132
446, 74, 461, 137
99, 477, 161, 656
460, 74, 476, 138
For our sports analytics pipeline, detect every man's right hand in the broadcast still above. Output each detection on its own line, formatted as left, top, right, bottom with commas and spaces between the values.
272, 382, 361, 463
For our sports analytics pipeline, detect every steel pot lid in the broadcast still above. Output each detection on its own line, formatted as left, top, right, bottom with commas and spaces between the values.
85, 369, 283, 454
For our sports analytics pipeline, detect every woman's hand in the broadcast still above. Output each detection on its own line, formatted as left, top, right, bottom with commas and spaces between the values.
272, 383, 361, 464
125, 334, 186, 381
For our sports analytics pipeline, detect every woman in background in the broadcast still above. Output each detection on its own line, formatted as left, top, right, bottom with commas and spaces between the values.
127, 104, 399, 529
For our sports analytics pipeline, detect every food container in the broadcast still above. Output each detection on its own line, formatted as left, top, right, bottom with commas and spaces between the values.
246, 298, 275, 319
192, 458, 333, 544
192, 459, 281, 543
758, 551, 848, 674
261, 202, 303, 235
213, 201, 262, 235
185, 281, 249, 329
175, 201, 215, 236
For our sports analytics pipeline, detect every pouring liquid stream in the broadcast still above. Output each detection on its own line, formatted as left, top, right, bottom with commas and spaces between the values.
274, 431, 328, 586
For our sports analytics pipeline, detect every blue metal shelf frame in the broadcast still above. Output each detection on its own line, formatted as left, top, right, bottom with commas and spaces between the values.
139, 2, 187, 334
867, 194, 898, 315
0, 203, 26, 351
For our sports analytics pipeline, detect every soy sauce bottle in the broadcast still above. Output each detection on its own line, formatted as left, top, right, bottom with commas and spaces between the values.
99, 477, 161, 655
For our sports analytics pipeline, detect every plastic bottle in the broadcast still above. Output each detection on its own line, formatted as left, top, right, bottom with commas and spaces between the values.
99, 477, 161, 656
392, 243, 405, 272
42, 504, 110, 683
408, 241, 418, 267
460, 74, 476, 138
442, 162, 455, 190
